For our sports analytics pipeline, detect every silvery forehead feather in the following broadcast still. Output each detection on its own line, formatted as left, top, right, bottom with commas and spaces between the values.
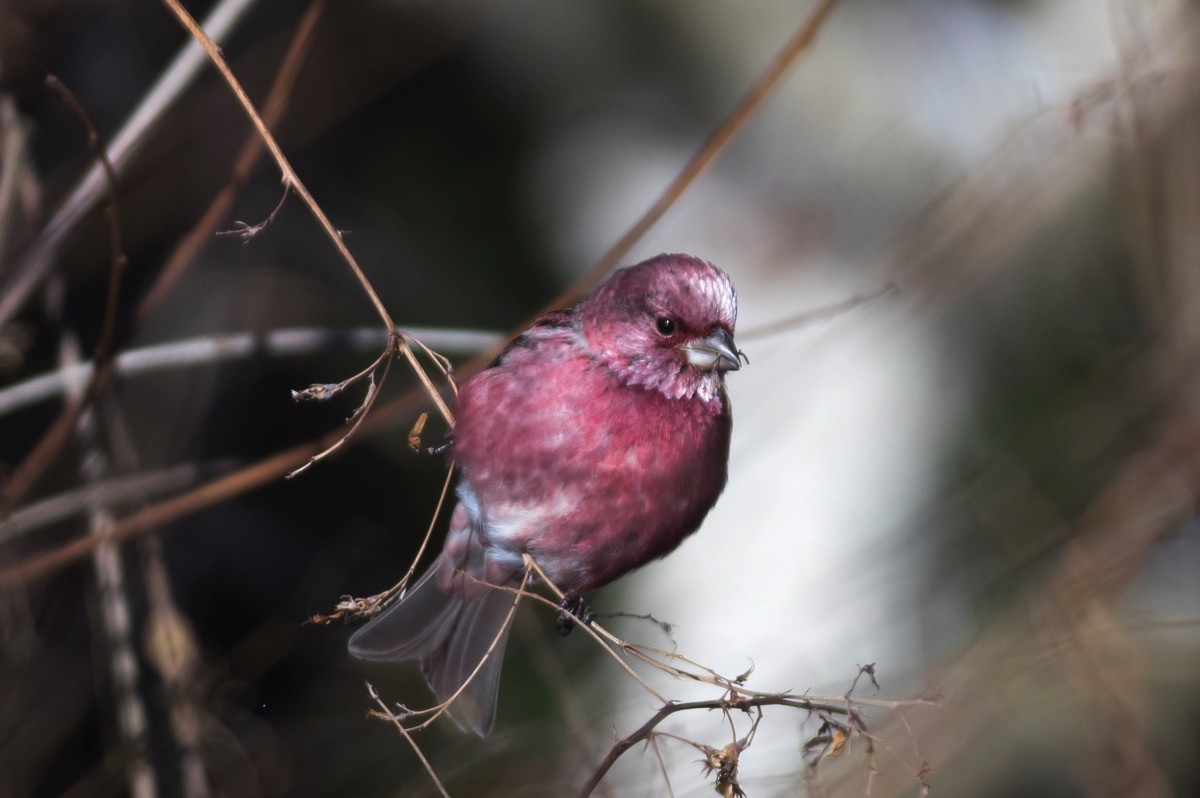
585, 253, 739, 331
683, 255, 738, 329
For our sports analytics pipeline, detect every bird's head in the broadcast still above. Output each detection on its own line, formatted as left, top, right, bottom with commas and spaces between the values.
580, 253, 743, 402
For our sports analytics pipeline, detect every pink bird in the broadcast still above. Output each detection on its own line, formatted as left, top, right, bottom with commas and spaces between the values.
349, 253, 743, 734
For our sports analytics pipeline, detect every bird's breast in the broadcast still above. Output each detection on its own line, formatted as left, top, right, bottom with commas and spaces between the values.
453, 348, 731, 592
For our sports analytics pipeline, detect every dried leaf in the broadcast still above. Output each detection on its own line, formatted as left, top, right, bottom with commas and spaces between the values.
825, 728, 848, 759
734, 659, 755, 685
408, 412, 429, 452
292, 381, 345, 402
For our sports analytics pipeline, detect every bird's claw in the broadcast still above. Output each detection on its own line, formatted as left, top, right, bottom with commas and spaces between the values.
556, 590, 593, 637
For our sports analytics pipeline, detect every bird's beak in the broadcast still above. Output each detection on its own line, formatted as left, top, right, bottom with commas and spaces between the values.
684, 328, 743, 373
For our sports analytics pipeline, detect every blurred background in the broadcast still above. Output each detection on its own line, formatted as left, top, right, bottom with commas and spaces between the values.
2, 0, 1199, 795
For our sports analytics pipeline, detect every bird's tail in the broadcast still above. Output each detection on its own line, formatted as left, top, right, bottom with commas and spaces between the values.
347, 556, 517, 736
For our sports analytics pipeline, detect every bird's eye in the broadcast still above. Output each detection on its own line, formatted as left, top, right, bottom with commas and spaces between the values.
655, 316, 677, 336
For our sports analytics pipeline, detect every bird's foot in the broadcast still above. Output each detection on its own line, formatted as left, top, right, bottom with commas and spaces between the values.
556, 590, 594, 637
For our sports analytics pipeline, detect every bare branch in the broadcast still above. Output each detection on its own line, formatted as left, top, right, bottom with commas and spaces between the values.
286, 349, 393, 479
134, 0, 325, 324
158, 0, 394, 332
741, 281, 899, 342
0, 0, 257, 328
533, 0, 841, 316
215, 182, 290, 243
0, 462, 221, 545
577, 693, 876, 798
0, 326, 497, 419
367, 682, 452, 798
0, 76, 131, 516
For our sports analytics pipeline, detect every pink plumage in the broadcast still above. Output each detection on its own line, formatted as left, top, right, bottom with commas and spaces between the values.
349, 253, 742, 734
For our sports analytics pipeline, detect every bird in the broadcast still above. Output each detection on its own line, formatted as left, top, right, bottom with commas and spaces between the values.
349, 253, 743, 735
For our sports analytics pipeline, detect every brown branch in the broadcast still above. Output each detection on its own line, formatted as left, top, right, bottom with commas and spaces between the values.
0, 357, 439, 588
367, 682, 452, 798
286, 347, 393, 479
158, 0, 456, 438
1, 0, 325, 513
134, 0, 326, 326
0, 0, 257, 329
648, 735, 676, 798
535, 0, 841, 316
0, 77, 129, 517
0, 462, 216, 545
158, 0, 392, 331
46, 77, 127, 364
577, 694, 865, 798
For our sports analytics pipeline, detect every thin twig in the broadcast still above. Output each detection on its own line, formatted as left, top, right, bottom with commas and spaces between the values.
215, 182, 290, 242
99, 390, 211, 797
741, 282, 899, 341
533, 0, 841, 316
287, 348, 393, 479
159, 0, 456, 447
44, 77, 128, 366
134, 0, 326, 325
517, 557, 670, 703
394, 565, 531, 731
158, 0, 392, 331
310, 462, 454, 624
0, 326, 497, 419
0, 370, 432, 587
54, 292, 157, 798
0, 77, 130, 517
577, 694, 868, 798
648, 736, 676, 798
393, 333, 456, 429
367, 682, 452, 798
597, 611, 676, 648
400, 465, 456, 593
0, 462, 221, 545
0, 0, 257, 327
